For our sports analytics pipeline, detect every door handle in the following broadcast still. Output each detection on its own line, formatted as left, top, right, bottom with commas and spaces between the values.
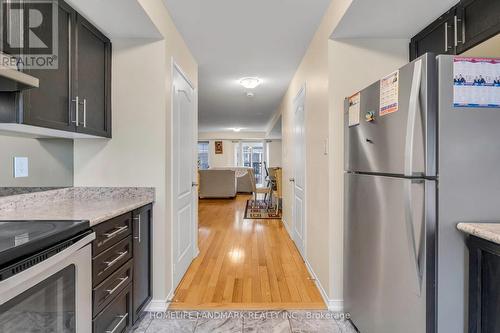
289, 178, 295, 182
404, 179, 424, 295
404, 59, 422, 177
192, 182, 199, 187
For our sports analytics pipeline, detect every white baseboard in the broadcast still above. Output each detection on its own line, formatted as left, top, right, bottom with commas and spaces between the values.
146, 289, 174, 312
281, 219, 344, 312
327, 299, 344, 312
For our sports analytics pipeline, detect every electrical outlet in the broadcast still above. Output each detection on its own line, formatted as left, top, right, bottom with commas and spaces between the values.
14, 157, 29, 178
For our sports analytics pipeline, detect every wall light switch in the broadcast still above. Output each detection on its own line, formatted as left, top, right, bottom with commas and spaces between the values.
14, 157, 29, 178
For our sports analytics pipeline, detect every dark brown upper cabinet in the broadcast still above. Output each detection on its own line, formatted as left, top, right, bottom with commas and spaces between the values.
23, 0, 76, 133
410, 0, 500, 61
0, 0, 111, 138
410, 8, 456, 61
455, 0, 500, 54
74, 14, 112, 137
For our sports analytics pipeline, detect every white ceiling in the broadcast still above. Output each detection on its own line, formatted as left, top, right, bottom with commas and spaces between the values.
331, 0, 460, 38
67, 0, 161, 39
163, 0, 332, 132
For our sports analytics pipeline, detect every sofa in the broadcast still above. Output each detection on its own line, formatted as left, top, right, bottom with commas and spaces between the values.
198, 169, 237, 198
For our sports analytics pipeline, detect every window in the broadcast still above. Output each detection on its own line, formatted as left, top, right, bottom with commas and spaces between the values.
236, 141, 265, 185
197, 141, 209, 169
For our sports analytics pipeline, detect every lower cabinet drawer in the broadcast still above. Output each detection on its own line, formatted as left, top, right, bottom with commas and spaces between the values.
93, 237, 133, 286
93, 260, 133, 315
93, 283, 132, 333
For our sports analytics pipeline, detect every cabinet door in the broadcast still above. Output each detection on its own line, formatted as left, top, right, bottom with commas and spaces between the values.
132, 204, 152, 324
456, 0, 500, 54
409, 10, 455, 61
75, 14, 111, 137
23, 0, 77, 131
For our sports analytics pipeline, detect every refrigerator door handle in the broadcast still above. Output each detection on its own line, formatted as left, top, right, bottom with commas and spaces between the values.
404, 59, 423, 178
404, 179, 424, 296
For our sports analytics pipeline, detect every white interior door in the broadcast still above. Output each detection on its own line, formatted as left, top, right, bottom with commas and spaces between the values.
172, 64, 197, 288
292, 87, 306, 257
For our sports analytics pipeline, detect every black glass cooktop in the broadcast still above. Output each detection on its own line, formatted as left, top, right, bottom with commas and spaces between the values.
0, 220, 90, 267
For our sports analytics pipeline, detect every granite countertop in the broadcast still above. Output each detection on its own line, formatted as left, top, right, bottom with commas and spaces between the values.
0, 187, 155, 226
457, 223, 500, 245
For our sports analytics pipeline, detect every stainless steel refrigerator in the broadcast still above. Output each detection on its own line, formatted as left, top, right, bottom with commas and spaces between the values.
344, 54, 500, 333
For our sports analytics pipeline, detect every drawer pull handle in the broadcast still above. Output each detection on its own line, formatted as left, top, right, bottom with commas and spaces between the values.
105, 276, 129, 295
103, 226, 128, 240
105, 313, 128, 333
104, 251, 128, 268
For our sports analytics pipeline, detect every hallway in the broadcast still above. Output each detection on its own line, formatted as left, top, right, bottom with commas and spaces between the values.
170, 195, 325, 310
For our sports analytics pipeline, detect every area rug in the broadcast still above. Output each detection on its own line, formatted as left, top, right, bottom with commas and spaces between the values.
244, 199, 282, 219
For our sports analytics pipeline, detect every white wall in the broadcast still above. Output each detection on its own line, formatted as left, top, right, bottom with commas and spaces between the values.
74, 0, 197, 307
198, 131, 266, 140
328, 38, 408, 304
207, 140, 236, 167
267, 140, 282, 167
279, 0, 408, 310
279, 0, 353, 309
0, 137, 73, 186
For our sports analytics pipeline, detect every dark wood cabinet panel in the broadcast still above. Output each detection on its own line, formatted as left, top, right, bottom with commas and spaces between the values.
91, 205, 152, 331
410, 10, 455, 61
456, 0, 500, 53
23, 0, 76, 131
93, 283, 133, 333
410, 0, 500, 60
468, 236, 500, 333
132, 204, 152, 324
0, 0, 112, 138
75, 14, 111, 138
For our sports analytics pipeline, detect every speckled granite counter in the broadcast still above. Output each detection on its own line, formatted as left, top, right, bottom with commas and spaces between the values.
457, 223, 500, 245
0, 187, 155, 226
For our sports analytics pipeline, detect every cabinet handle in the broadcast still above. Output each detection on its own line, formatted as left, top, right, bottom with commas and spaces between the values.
103, 226, 128, 241
105, 313, 128, 333
103, 251, 128, 268
71, 96, 79, 127
444, 22, 452, 52
133, 215, 141, 243
105, 276, 129, 295
455, 14, 465, 45
82, 98, 87, 128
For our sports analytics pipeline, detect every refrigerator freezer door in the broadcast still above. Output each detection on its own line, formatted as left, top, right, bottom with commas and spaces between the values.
344, 54, 437, 177
436, 55, 500, 333
344, 173, 434, 333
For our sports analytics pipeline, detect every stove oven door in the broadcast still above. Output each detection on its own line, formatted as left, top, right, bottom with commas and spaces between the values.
0, 233, 94, 333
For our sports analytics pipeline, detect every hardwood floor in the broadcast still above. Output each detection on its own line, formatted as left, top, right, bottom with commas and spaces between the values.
170, 195, 325, 310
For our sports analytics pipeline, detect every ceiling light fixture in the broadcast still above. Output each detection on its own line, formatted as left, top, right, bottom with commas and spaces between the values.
239, 77, 261, 89
246, 92, 255, 98
232, 128, 242, 132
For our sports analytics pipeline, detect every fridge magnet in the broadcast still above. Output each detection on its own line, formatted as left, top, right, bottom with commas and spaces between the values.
380, 70, 399, 116
348, 92, 361, 127
453, 57, 500, 108
214, 141, 223, 154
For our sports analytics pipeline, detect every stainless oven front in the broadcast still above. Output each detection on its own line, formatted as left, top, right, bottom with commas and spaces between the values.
0, 232, 95, 332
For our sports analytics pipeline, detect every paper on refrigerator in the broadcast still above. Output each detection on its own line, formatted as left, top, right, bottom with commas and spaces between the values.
348, 92, 360, 127
453, 57, 500, 108
379, 70, 399, 116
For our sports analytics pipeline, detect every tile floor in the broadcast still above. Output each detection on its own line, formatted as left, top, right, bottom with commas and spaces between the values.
132, 310, 358, 333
